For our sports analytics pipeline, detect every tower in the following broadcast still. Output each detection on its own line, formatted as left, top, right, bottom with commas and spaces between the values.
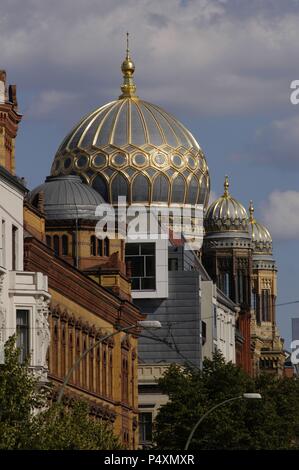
203, 176, 253, 374
248, 201, 285, 375
0, 70, 22, 174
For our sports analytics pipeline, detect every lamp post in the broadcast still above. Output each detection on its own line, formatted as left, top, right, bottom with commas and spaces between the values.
56, 320, 161, 404
184, 392, 262, 450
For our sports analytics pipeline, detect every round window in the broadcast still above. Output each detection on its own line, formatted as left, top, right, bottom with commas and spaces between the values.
172, 155, 183, 167
133, 154, 147, 166
113, 153, 126, 166
154, 154, 166, 166
93, 153, 106, 167
77, 155, 88, 168
64, 158, 72, 169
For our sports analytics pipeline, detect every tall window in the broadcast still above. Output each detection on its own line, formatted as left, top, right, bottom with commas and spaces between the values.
103, 237, 109, 257
125, 243, 156, 290
219, 272, 230, 298
139, 412, 153, 446
16, 310, 29, 363
12, 225, 18, 270
262, 289, 270, 322
62, 235, 68, 256
1, 219, 6, 267
53, 235, 60, 256
90, 236, 104, 256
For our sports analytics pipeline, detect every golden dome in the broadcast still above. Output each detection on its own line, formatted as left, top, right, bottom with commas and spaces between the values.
248, 201, 272, 254
204, 176, 249, 234
50, 40, 210, 209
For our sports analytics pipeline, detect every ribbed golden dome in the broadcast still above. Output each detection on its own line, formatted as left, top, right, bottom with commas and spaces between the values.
248, 201, 272, 254
204, 176, 249, 234
50, 44, 210, 208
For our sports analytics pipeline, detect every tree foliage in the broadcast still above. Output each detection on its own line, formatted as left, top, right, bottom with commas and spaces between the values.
0, 336, 122, 450
155, 351, 299, 450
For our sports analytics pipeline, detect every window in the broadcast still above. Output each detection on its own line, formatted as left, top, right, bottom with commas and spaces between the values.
16, 310, 29, 363
168, 258, 178, 271
152, 174, 169, 203
53, 235, 60, 256
125, 243, 156, 290
12, 225, 18, 270
262, 289, 270, 322
103, 237, 109, 256
97, 238, 103, 256
90, 235, 96, 256
219, 272, 230, 298
139, 412, 153, 445
132, 174, 149, 202
62, 235, 68, 255
1, 220, 5, 268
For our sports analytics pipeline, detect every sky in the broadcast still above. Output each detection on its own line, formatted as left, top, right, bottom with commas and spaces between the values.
1, 0, 299, 347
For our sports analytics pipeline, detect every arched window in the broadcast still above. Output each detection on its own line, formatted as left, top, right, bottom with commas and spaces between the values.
132, 174, 149, 202
97, 238, 103, 256
187, 176, 199, 205
53, 235, 60, 256
92, 175, 108, 201
104, 237, 109, 257
102, 348, 107, 396
152, 174, 169, 203
171, 175, 185, 203
62, 235, 68, 255
111, 174, 128, 204
90, 235, 96, 256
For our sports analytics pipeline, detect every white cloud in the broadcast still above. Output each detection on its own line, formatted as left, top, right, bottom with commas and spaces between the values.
262, 190, 299, 239
26, 90, 78, 118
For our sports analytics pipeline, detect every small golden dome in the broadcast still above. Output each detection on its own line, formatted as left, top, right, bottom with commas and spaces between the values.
248, 201, 272, 254
205, 176, 249, 234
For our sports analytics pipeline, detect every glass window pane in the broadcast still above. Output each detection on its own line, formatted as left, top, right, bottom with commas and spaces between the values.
126, 256, 144, 277
152, 174, 169, 203
141, 277, 155, 290
126, 243, 140, 255
146, 256, 155, 276
132, 174, 149, 202
141, 243, 155, 255
171, 175, 185, 203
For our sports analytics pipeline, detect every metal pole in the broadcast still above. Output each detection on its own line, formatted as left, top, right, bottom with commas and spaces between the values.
184, 396, 243, 450
57, 324, 136, 404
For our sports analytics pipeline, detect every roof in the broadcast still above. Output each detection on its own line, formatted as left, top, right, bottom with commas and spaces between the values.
28, 175, 105, 220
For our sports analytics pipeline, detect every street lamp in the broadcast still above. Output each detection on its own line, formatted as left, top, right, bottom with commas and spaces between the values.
184, 392, 262, 450
57, 320, 161, 404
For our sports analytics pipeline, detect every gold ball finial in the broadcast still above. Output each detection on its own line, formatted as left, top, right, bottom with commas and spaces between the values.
223, 175, 229, 197
249, 200, 254, 221
119, 32, 138, 99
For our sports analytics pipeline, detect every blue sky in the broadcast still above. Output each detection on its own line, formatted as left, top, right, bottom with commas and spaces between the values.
2, 0, 299, 347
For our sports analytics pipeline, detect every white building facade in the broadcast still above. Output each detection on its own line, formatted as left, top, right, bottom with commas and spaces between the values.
0, 165, 50, 377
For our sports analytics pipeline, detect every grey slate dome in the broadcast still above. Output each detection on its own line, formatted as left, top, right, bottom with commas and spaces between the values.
28, 175, 105, 220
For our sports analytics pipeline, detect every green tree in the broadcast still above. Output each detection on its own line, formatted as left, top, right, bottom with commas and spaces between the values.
155, 351, 299, 450
0, 336, 122, 450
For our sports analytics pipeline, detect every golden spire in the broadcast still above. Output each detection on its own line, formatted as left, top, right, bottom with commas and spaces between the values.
249, 200, 254, 222
223, 175, 229, 197
119, 32, 138, 99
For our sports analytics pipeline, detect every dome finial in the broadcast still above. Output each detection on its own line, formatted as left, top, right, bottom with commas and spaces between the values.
119, 32, 138, 99
223, 175, 229, 197
249, 200, 254, 221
